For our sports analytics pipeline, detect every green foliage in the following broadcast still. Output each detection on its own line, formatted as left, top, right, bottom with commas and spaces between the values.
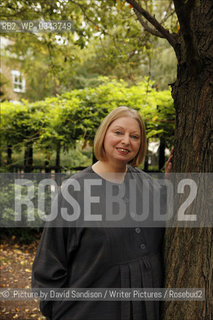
0, 101, 47, 151
0, 78, 175, 169
1, 0, 177, 100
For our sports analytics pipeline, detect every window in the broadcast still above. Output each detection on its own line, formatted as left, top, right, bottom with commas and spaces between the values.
11, 70, 26, 93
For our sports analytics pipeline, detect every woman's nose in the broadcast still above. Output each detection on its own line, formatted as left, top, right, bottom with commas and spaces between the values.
121, 134, 130, 145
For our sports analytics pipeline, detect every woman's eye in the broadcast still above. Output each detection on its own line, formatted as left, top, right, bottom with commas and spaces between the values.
131, 135, 139, 140
115, 131, 122, 135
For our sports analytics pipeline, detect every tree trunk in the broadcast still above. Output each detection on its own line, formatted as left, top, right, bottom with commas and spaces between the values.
24, 143, 33, 172
163, 35, 213, 320
163, 70, 213, 320
144, 139, 149, 172
158, 137, 165, 171
7, 144, 12, 165
55, 142, 61, 173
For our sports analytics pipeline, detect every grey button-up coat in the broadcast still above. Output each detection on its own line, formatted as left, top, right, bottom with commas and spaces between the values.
32, 166, 165, 320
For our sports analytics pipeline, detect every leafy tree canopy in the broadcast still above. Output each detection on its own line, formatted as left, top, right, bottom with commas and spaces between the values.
0, 78, 174, 155
1, 0, 177, 100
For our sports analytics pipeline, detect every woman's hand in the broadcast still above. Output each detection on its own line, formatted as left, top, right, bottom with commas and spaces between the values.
165, 148, 173, 174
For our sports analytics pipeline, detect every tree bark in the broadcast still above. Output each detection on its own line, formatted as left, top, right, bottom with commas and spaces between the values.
163, 1, 213, 318
163, 68, 213, 320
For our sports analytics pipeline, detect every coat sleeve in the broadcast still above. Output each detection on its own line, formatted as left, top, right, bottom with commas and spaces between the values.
31, 226, 77, 318
31, 176, 81, 318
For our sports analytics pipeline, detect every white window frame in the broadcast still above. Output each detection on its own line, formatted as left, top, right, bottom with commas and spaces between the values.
11, 70, 26, 93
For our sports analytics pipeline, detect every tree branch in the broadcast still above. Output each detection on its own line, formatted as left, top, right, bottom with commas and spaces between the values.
68, 0, 110, 38
126, 0, 177, 48
133, 8, 164, 38
69, 0, 97, 27
160, 0, 176, 25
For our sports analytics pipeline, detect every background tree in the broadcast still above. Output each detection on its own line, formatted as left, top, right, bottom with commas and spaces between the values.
0, 101, 47, 171
0, 78, 174, 172
1, 0, 176, 100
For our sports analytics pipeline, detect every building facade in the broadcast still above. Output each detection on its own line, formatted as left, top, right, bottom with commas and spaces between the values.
1, 37, 26, 102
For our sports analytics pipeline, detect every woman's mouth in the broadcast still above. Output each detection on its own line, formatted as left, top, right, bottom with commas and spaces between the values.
116, 147, 130, 155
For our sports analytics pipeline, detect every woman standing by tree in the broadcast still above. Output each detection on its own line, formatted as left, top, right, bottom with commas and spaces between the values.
32, 106, 172, 320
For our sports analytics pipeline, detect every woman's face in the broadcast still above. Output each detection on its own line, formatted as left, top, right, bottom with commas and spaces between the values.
103, 116, 141, 165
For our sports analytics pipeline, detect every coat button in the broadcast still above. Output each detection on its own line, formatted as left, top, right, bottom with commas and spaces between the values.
135, 227, 141, 234
140, 243, 146, 250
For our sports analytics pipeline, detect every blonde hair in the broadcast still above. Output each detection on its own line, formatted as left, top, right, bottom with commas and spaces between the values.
94, 107, 147, 167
